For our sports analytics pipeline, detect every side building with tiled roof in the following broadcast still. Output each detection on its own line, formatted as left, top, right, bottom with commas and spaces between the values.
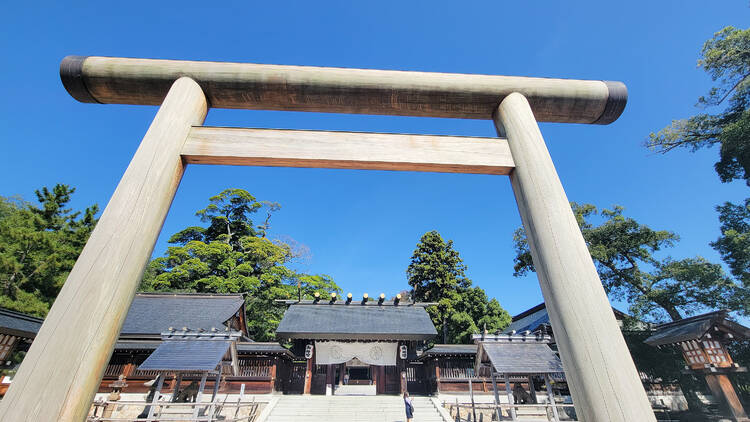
101, 293, 293, 395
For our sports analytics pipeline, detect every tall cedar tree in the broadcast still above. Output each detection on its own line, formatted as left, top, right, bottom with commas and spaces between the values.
140, 189, 339, 341
407, 231, 510, 343
0, 185, 98, 317
513, 203, 745, 322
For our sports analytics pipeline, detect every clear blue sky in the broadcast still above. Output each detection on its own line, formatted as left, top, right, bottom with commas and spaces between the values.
1, 2, 748, 322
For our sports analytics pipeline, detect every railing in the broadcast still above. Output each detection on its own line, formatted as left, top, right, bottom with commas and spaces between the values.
103, 364, 126, 377
130, 369, 161, 378
237, 358, 272, 377
103, 360, 274, 379
440, 366, 475, 379
447, 401, 577, 422
88, 396, 260, 422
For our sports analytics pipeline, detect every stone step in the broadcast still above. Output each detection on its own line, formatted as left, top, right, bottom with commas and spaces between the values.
266, 418, 444, 420
264, 396, 447, 422
267, 419, 444, 422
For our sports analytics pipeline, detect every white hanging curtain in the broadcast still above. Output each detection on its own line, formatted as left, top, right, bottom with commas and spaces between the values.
315, 341, 398, 366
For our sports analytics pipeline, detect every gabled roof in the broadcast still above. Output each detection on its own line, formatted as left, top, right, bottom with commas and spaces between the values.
505, 304, 549, 333
114, 340, 293, 357
480, 341, 564, 374
276, 302, 437, 341
115, 341, 162, 351
422, 344, 477, 357
120, 293, 245, 337
236, 342, 294, 357
644, 310, 750, 347
138, 340, 231, 372
505, 303, 647, 334
510, 303, 547, 323
475, 334, 562, 375
0, 308, 44, 339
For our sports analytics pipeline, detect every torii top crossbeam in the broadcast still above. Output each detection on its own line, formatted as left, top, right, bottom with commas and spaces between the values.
60, 55, 626, 124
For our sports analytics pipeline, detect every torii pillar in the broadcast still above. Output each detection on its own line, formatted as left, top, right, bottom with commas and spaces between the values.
495, 93, 655, 421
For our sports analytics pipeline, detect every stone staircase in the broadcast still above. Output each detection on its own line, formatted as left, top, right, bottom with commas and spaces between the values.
333, 384, 376, 395
263, 395, 447, 422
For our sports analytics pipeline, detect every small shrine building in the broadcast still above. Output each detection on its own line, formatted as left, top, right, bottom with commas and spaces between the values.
645, 310, 750, 422
275, 294, 437, 395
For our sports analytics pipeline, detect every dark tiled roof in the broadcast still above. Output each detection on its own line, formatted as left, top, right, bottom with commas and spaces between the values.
138, 340, 231, 372
276, 303, 437, 340
423, 344, 477, 356
481, 342, 563, 374
0, 308, 44, 338
511, 303, 546, 322
644, 310, 750, 347
114, 340, 292, 357
114, 341, 161, 351
237, 342, 293, 357
505, 303, 548, 333
507, 312, 549, 334
120, 293, 244, 336
506, 303, 644, 334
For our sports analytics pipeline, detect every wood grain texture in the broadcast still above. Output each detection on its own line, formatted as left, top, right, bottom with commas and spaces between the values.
495, 93, 655, 422
60, 56, 626, 124
181, 127, 514, 175
0, 77, 208, 422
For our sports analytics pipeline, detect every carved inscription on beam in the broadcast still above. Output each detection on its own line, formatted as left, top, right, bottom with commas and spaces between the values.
182, 127, 514, 175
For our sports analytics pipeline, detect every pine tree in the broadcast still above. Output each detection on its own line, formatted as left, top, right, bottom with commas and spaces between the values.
140, 188, 339, 341
0, 185, 98, 317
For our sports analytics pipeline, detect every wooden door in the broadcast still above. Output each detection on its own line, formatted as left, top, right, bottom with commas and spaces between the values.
285, 362, 306, 394
407, 364, 427, 394
384, 366, 400, 394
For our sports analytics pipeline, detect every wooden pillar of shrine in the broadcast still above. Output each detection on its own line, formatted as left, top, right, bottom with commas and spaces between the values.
705, 374, 748, 421
123, 363, 136, 378
304, 346, 314, 395
325, 364, 334, 396
270, 357, 278, 393
434, 359, 441, 393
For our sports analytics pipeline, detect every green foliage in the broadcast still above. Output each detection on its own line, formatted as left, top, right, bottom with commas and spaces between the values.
0, 185, 98, 317
727, 340, 750, 404
711, 199, 750, 314
643, 26, 750, 324
712, 199, 750, 284
407, 230, 511, 343
140, 189, 339, 341
621, 329, 684, 383
513, 203, 746, 322
646, 26, 750, 185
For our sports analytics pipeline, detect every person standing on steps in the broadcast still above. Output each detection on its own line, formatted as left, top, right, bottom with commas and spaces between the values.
404, 391, 414, 422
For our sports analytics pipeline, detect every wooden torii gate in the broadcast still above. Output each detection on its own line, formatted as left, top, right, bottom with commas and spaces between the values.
0, 56, 655, 422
